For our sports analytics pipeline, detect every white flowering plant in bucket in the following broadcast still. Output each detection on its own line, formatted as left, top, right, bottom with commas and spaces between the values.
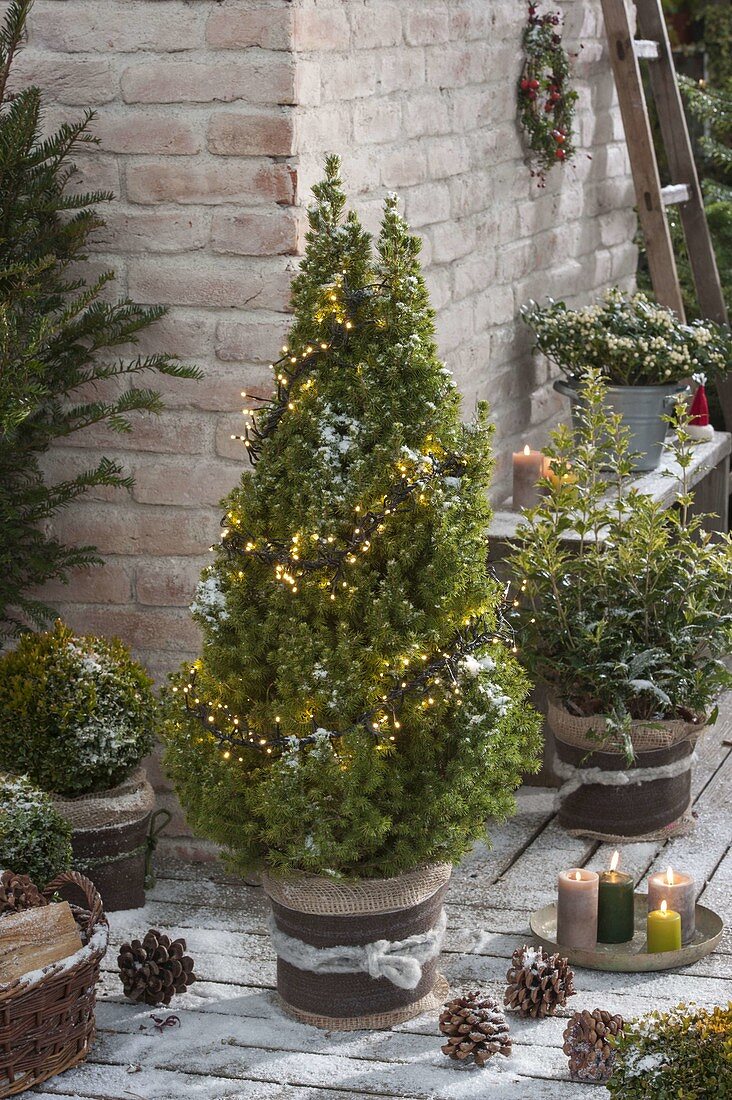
522, 288, 732, 386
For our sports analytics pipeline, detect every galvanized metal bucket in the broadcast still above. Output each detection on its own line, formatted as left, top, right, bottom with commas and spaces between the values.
553, 378, 687, 471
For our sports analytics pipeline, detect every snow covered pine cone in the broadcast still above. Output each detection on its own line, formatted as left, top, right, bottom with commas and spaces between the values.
439, 992, 512, 1066
0, 870, 48, 915
118, 929, 196, 1006
563, 1008, 624, 1083
504, 944, 576, 1019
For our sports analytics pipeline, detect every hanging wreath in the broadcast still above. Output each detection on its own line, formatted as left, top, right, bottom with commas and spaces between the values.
518, 2, 578, 184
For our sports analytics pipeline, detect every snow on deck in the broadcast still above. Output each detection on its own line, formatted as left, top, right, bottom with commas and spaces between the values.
32, 696, 732, 1100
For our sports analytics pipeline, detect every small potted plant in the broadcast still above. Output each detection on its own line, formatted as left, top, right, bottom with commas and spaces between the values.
522, 288, 732, 470
163, 158, 542, 1030
0, 773, 73, 886
511, 368, 732, 840
0, 621, 158, 910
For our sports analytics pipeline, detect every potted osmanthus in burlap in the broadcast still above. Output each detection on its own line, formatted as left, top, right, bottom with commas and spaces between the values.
511, 368, 732, 842
164, 158, 541, 1031
0, 622, 158, 910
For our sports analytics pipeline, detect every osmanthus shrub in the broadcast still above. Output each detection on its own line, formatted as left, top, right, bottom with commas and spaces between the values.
164, 157, 542, 880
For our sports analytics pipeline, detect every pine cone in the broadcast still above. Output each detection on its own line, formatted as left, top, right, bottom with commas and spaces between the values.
118, 929, 196, 1006
0, 870, 48, 916
504, 944, 576, 1019
563, 1008, 624, 1083
439, 992, 512, 1067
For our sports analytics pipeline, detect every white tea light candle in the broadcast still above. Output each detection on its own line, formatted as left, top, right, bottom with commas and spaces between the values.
557, 868, 599, 950
647, 867, 695, 944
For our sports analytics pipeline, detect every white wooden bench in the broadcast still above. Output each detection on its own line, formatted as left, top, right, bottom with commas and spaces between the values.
489, 430, 731, 549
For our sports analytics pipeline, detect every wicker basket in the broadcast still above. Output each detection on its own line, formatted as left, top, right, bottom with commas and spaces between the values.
0, 871, 109, 1098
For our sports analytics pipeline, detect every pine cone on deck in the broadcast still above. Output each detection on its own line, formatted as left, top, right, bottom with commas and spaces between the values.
0, 870, 48, 916
439, 992, 512, 1066
504, 944, 576, 1019
563, 1008, 624, 1083
118, 929, 196, 1006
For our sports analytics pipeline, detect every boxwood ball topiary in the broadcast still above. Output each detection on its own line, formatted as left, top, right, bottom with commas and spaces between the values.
0, 621, 157, 797
0, 773, 72, 885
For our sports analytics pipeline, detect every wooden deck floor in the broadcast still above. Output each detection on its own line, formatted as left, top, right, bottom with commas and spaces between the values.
32, 698, 732, 1100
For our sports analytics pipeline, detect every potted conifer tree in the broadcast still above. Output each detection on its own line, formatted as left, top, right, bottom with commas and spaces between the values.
164, 158, 541, 1030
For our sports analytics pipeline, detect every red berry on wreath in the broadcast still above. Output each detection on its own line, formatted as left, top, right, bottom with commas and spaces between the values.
555, 149, 566, 160
521, 78, 530, 90
529, 79, 540, 90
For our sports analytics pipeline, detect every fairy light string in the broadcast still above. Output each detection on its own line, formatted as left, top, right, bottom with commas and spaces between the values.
201, 272, 511, 761
233, 277, 386, 465
220, 452, 468, 591
180, 609, 514, 759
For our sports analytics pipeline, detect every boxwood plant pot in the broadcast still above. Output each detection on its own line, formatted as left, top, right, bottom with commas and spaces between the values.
553, 378, 687, 472
548, 700, 704, 842
52, 768, 156, 911
263, 864, 451, 1031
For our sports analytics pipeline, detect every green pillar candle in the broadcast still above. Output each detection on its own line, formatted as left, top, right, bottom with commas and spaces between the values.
597, 869, 635, 943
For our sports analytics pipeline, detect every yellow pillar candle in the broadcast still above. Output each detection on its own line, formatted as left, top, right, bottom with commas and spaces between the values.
647, 866, 695, 945
647, 899, 681, 953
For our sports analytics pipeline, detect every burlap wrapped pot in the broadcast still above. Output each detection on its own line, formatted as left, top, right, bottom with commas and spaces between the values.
263, 864, 451, 1030
548, 700, 704, 843
52, 768, 156, 911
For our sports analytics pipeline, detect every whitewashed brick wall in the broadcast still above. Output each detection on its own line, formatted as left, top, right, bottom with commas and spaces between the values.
28, 0, 637, 686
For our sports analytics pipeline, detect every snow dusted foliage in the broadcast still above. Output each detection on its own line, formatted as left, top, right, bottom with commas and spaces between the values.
164, 157, 541, 879
609, 1002, 732, 1098
0, 621, 156, 796
0, 773, 72, 885
191, 571, 229, 628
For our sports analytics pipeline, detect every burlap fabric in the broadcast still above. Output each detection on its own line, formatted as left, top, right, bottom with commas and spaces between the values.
263, 863, 452, 915
51, 768, 155, 830
264, 865, 452, 1031
547, 699, 703, 753
52, 769, 155, 912
548, 701, 703, 841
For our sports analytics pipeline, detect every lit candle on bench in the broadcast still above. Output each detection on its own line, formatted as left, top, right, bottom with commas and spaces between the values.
557, 868, 599, 950
648, 866, 695, 945
597, 850, 634, 944
647, 899, 681, 953
513, 444, 545, 510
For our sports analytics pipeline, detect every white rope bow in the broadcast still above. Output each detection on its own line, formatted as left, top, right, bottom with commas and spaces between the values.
267, 908, 447, 991
553, 750, 697, 808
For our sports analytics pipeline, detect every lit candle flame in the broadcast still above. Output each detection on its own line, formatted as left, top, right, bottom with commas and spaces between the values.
610, 850, 620, 873
573, 870, 581, 881
660, 900, 668, 915
523, 444, 531, 456
666, 866, 674, 886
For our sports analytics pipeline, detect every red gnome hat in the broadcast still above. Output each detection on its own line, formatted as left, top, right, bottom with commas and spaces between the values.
688, 379, 714, 441
690, 382, 709, 426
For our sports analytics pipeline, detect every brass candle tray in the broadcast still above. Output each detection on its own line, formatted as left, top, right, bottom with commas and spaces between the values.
529, 893, 723, 973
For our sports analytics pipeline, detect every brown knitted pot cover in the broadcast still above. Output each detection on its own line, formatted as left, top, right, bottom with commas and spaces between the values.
52, 769, 155, 912
548, 701, 703, 841
264, 865, 451, 1031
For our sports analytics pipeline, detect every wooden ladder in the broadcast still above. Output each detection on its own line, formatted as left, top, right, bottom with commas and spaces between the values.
600, 0, 728, 325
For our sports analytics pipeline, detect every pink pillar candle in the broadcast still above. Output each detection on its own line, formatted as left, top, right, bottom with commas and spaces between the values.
513, 445, 545, 510
557, 868, 599, 950
647, 867, 695, 945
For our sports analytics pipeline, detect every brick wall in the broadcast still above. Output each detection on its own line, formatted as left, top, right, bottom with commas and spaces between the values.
28, 0, 637, 686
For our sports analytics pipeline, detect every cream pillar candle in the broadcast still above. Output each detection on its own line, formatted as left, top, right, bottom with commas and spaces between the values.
512, 445, 545, 510
556, 868, 599, 950
647, 867, 695, 945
